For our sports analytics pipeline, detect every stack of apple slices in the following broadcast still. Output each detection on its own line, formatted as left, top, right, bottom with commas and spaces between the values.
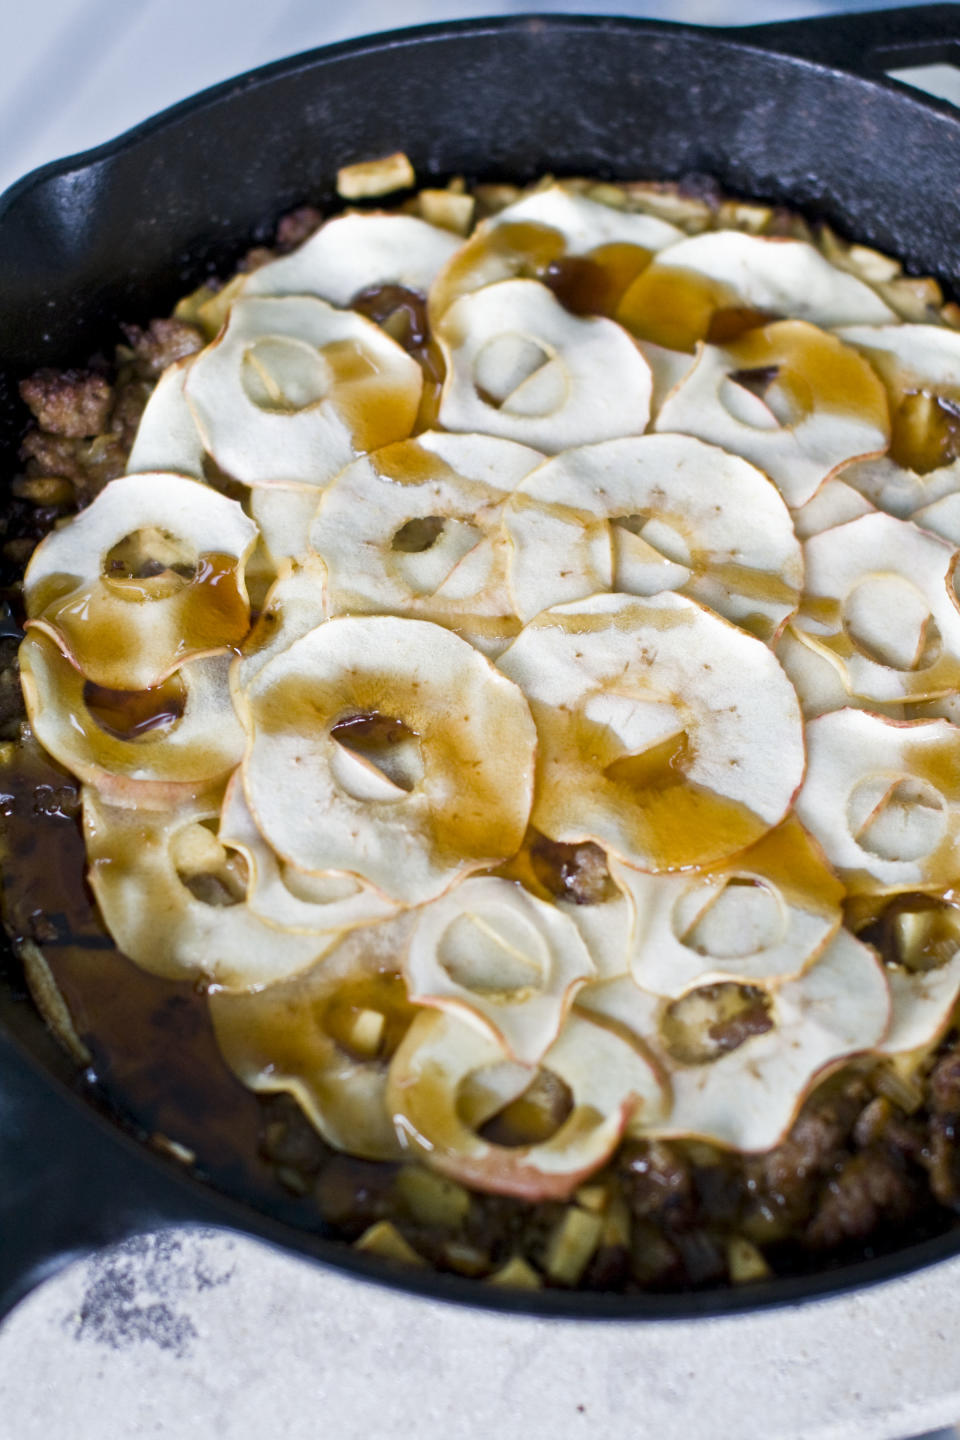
20, 176, 960, 1202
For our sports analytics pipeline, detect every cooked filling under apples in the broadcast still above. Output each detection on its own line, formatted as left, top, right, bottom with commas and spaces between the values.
6, 165, 960, 1293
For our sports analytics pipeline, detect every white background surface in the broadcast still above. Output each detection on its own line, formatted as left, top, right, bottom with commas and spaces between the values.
0, 0, 947, 195
3, 2, 960, 1438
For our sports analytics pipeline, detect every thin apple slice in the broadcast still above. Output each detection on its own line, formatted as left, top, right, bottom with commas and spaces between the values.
185, 295, 422, 488
881, 957, 960, 1053
773, 625, 905, 721
503, 434, 802, 639
386, 1008, 665, 1200
20, 632, 244, 808
577, 928, 890, 1151
835, 455, 960, 519
618, 231, 895, 352
795, 708, 960, 895
230, 556, 328, 700
242, 616, 537, 905
219, 771, 397, 934
793, 512, 960, 703
24, 472, 257, 691
497, 592, 804, 872
790, 478, 875, 540
83, 787, 332, 988
859, 894, 960, 1054
403, 876, 594, 1063
249, 485, 321, 566
523, 834, 638, 981
242, 213, 461, 305
654, 321, 890, 508
911, 490, 960, 545
838, 324, 960, 478
309, 432, 542, 656
208, 914, 419, 1159
611, 815, 843, 994
429, 182, 683, 319
635, 340, 699, 418
436, 279, 653, 453
126, 357, 206, 478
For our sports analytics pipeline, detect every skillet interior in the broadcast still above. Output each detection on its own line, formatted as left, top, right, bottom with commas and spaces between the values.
4, 6, 960, 1322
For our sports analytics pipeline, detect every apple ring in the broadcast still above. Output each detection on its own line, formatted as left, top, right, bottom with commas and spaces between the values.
795, 709, 960, 896
209, 914, 419, 1159
241, 615, 537, 905
83, 788, 332, 988
577, 928, 890, 1151
654, 320, 890, 508
310, 431, 542, 655
497, 592, 804, 872
436, 279, 653, 453
24, 471, 257, 691
386, 1007, 665, 1200
20, 631, 244, 809
184, 295, 422, 487
403, 877, 594, 1063
504, 433, 802, 640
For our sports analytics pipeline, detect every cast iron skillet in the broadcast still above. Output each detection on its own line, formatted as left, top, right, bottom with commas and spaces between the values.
3, 5, 960, 1325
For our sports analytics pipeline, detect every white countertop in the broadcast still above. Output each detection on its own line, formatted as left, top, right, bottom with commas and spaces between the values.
1, 1227, 960, 1440
3, 3, 960, 1437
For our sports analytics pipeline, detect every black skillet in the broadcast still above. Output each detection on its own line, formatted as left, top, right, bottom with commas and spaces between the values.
3, 5, 960, 1325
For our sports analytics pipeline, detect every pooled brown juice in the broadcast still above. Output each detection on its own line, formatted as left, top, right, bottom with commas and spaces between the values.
0, 736, 282, 1204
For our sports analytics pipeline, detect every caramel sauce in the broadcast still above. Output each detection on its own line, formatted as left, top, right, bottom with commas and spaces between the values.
616, 267, 749, 352
83, 673, 186, 741
330, 712, 420, 789
32, 553, 251, 690
846, 343, 960, 476
604, 731, 691, 792
706, 307, 779, 345
724, 322, 891, 430
701, 565, 798, 608
429, 221, 566, 319
392, 516, 446, 553
433, 221, 654, 329
543, 242, 652, 318
716, 815, 845, 917
858, 893, 960, 973
323, 334, 422, 456
329, 711, 416, 752
104, 527, 198, 597
351, 284, 445, 435
536, 700, 765, 873
322, 973, 418, 1063
890, 391, 960, 474
904, 732, 960, 800
352, 284, 429, 350
369, 435, 459, 490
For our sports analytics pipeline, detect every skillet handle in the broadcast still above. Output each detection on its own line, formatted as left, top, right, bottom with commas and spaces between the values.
0, 1025, 219, 1322
736, 4, 960, 82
